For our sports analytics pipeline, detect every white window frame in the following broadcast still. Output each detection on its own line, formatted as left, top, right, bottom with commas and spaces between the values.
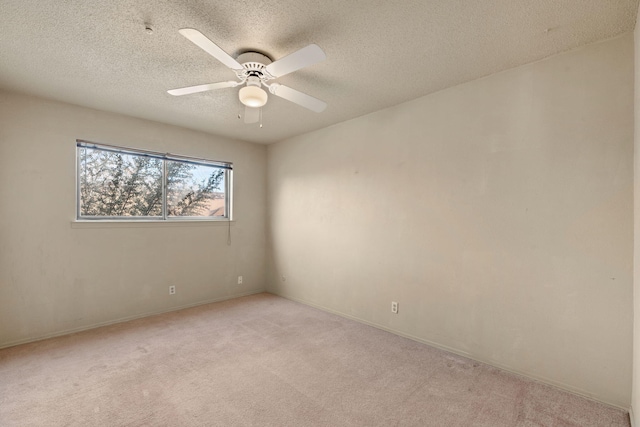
76, 140, 233, 221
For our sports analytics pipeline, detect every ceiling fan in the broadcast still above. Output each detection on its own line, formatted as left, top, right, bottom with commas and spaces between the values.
168, 28, 327, 124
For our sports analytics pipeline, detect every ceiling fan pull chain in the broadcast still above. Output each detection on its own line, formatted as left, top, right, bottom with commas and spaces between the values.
259, 108, 263, 128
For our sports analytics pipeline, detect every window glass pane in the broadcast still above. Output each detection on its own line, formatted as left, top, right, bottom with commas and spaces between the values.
166, 161, 226, 217
79, 147, 163, 217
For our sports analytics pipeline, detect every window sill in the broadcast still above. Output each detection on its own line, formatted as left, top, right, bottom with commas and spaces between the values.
71, 220, 235, 229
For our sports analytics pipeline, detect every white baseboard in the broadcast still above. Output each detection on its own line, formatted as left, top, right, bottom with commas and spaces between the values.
0, 290, 265, 350
271, 291, 630, 411
630, 406, 636, 427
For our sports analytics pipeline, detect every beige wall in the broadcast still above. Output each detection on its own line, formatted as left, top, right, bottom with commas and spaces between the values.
0, 90, 267, 347
633, 3, 640, 424
267, 35, 634, 407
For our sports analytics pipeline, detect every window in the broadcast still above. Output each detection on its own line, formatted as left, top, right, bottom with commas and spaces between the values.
76, 141, 232, 220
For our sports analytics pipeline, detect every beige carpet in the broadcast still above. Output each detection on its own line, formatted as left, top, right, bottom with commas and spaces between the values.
0, 293, 630, 426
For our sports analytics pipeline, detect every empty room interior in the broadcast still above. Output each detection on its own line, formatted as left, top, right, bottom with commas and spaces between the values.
2, 1, 640, 425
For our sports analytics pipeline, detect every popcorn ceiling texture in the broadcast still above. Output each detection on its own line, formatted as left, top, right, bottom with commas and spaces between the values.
0, 0, 637, 144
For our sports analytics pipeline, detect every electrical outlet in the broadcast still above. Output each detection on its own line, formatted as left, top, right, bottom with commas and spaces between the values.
391, 301, 398, 314
169, 285, 176, 295
237, 276, 243, 285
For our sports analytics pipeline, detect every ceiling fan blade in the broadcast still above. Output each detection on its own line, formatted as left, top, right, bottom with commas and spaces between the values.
265, 44, 326, 78
167, 81, 239, 96
270, 84, 327, 113
179, 28, 244, 71
244, 106, 260, 124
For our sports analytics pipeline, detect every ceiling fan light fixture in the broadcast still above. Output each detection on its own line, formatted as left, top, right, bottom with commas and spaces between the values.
239, 85, 268, 108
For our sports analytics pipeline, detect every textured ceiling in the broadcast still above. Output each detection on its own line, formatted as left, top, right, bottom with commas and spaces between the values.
0, 0, 637, 144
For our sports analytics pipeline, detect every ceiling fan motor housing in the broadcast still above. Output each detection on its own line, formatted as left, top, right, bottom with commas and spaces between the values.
235, 52, 273, 81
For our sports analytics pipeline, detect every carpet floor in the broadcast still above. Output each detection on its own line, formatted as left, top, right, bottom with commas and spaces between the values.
0, 293, 630, 426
